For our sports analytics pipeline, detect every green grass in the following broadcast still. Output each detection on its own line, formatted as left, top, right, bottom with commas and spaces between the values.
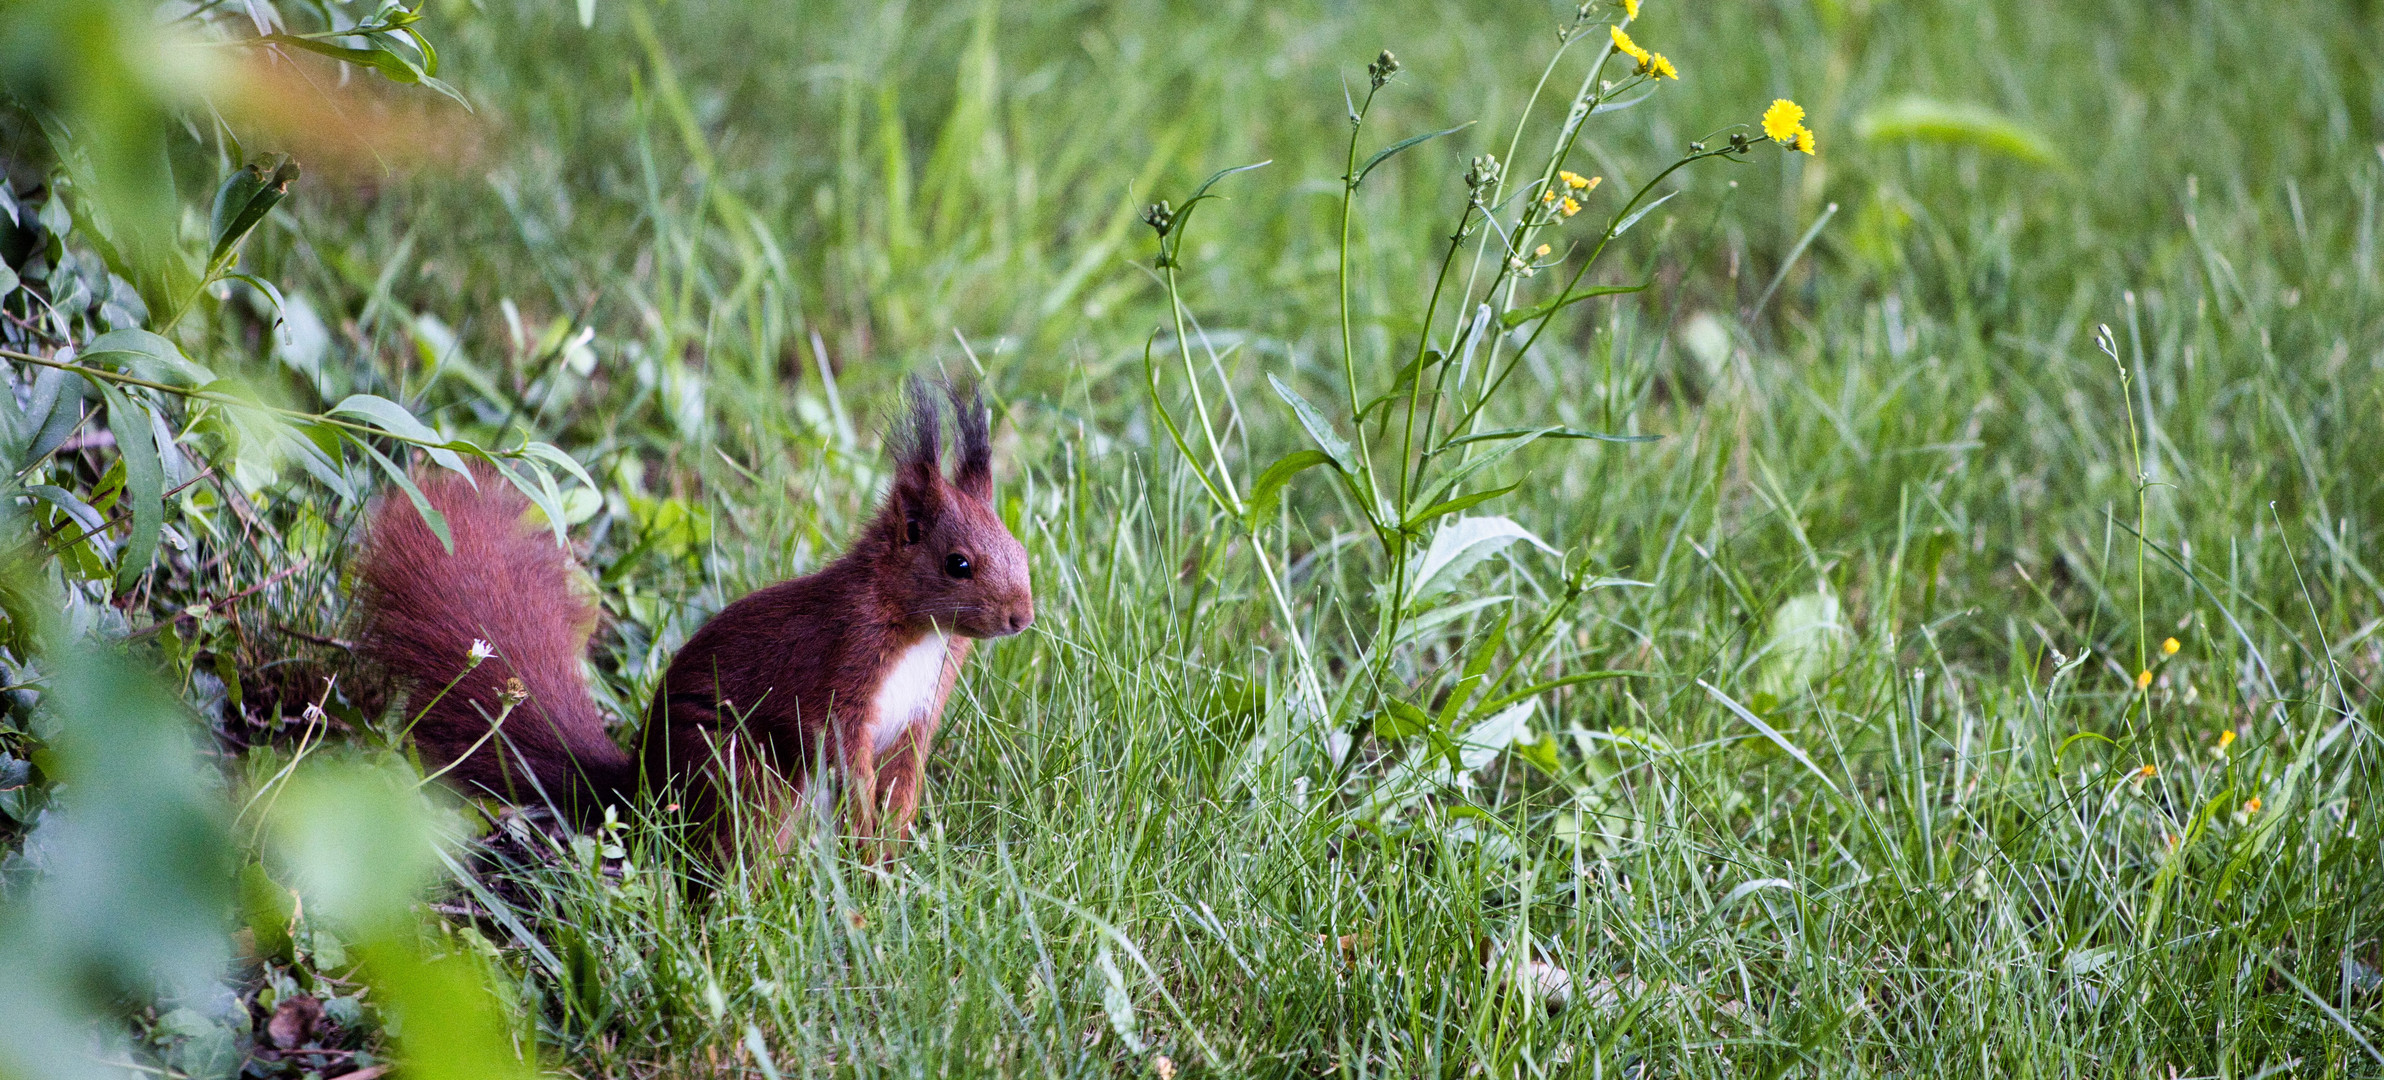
19, 0, 2384, 1075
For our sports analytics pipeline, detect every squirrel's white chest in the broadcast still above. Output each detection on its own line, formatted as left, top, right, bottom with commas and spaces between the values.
868, 632, 952, 755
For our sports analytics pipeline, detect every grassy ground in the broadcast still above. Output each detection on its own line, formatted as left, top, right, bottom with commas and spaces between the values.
21, 0, 2384, 1075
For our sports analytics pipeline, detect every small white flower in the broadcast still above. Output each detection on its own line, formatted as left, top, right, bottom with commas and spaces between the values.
467, 639, 497, 666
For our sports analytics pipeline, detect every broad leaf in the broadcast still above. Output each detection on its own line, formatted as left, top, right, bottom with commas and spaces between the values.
26, 483, 107, 541
83, 329, 215, 386
1452, 700, 1538, 773
353, 435, 451, 553
260, 35, 466, 106
20, 366, 83, 468
1407, 515, 1557, 604
330, 394, 471, 479
1242, 449, 1333, 529
1372, 698, 1434, 741
1266, 374, 1356, 475
207, 156, 300, 269
89, 382, 163, 589
516, 441, 599, 495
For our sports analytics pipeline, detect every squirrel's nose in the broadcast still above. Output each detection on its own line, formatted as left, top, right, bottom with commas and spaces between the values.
1007, 610, 1031, 634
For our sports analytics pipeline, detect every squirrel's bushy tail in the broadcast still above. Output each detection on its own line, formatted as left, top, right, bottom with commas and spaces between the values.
353, 470, 632, 825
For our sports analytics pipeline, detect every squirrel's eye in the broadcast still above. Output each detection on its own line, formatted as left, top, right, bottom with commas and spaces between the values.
944, 553, 974, 579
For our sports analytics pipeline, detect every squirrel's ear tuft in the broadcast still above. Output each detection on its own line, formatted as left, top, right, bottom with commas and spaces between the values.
952, 382, 992, 499
891, 376, 944, 540
896, 375, 942, 471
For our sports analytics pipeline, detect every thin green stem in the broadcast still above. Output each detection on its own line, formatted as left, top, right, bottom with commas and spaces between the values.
0, 346, 458, 452
1397, 203, 1478, 512
1451, 147, 1731, 437
1339, 84, 1386, 535
1165, 262, 1241, 507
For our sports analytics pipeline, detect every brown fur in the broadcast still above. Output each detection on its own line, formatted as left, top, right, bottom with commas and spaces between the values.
351, 379, 1032, 858
353, 469, 633, 825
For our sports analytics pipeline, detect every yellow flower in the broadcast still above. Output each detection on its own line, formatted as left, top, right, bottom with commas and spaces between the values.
2162, 637, 2181, 656
2242, 797, 2261, 814
1560, 196, 1582, 217
1610, 25, 1651, 67
1533, 243, 1551, 257
2135, 669, 2153, 690
2137, 763, 2158, 779
1559, 170, 1591, 189
1541, 189, 1558, 204
2217, 729, 2237, 749
1790, 124, 1817, 155
1621, 0, 1640, 18
1762, 99, 1805, 143
1645, 53, 1678, 80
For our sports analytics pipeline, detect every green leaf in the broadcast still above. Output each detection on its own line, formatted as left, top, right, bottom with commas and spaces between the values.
1357, 350, 1441, 421
1392, 594, 1511, 646
25, 483, 107, 541
1471, 670, 1647, 718
1266, 374, 1356, 475
330, 394, 471, 478
1498, 282, 1649, 328
1242, 449, 1332, 529
82, 328, 215, 386
1608, 189, 1678, 240
353, 435, 451, 553
259, 35, 467, 106
19, 367, 85, 469
1165, 160, 1272, 250
1436, 609, 1510, 729
1436, 425, 1660, 451
1182, 160, 1272, 207
1515, 733, 1563, 776
1405, 515, 1557, 605
516, 441, 599, 495
1458, 609, 1509, 688
262, 34, 420, 83
1410, 427, 1548, 515
1404, 483, 1516, 531
207, 156, 300, 270
220, 271, 288, 320
1854, 97, 2059, 166
491, 456, 571, 548
397, 26, 440, 76
1352, 122, 1474, 188
239, 861, 297, 965
1372, 698, 1433, 741
89, 381, 164, 590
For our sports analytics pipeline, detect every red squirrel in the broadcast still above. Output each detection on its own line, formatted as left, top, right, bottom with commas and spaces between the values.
351, 380, 1032, 858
